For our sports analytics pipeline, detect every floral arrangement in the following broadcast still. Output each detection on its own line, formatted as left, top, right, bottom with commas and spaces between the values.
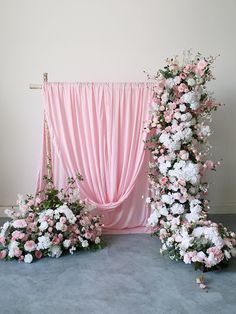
144, 52, 236, 286
0, 174, 103, 263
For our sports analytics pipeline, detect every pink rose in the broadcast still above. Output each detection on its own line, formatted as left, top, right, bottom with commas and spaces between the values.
60, 217, 67, 224
24, 240, 36, 252
154, 80, 166, 94
12, 230, 25, 240
14, 247, 22, 258
48, 219, 55, 227
179, 150, 189, 160
180, 73, 187, 80
35, 197, 42, 205
13, 219, 27, 229
52, 237, 60, 245
205, 160, 214, 169
0, 250, 7, 259
0, 236, 6, 245
183, 64, 191, 73
197, 59, 208, 70
159, 105, 165, 111
27, 200, 34, 207
61, 224, 68, 232
164, 116, 171, 123
178, 83, 189, 93
159, 177, 168, 185
169, 103, 177, 110
27, 222, 37, 232
35, 250, 43, 259
161, 93, 168, 104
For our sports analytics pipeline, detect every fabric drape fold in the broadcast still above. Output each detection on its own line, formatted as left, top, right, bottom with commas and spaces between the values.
37, 82, 153, 232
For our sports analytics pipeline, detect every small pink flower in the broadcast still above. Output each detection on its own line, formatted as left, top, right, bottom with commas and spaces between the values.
48, 219, 55, 227
180, 72, 187, 80
178, 83, 188, 93
159, 177, 168, 185
183, 64, 191, 73
179, 150, 189, 160
35, 250, 43, 259
24, 240, 36, 252
27, 200, 34, 207
0, 236, 6, 245
169, 102, 177, 110
61, 224, 68, 232
205, 160, 214, 169
48, 227, 53, 233
159, 105, 165, 111
0, 250, 7, 259
35, 197, 42, 204
165, 116, 172, 123
197, 59, 208, 70
52, 237, 60, 245
60, 217, 67, 224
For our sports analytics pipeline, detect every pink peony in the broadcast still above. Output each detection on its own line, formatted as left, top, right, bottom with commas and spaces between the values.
24, 240, 36, 252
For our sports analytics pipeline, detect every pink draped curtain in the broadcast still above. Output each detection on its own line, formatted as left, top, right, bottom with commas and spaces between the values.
37, 82, 153, 233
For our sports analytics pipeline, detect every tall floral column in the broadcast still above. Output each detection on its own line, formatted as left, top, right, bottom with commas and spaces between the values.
145, 53, 236, 274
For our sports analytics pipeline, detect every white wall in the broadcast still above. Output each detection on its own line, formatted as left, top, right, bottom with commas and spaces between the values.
0, 0, 236, 214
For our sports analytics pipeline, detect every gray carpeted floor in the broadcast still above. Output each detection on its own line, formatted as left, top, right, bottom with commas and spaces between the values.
0, 215, 235, 314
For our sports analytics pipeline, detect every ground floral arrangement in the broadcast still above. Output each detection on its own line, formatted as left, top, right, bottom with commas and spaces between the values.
0, 175, 103, 263
144, 51, 236, 289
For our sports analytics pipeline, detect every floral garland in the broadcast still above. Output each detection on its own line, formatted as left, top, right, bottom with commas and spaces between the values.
144, 52, 236, 286
0, 174, 103, 263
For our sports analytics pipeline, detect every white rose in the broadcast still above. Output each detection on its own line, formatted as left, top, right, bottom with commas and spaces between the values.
82, 240, 89, 248
55, 222, 63, 231
179, 104, 186, 112
24, 254, 33, 263
63, 239, 71, 249
224, 250, 231, 259
95, 237, 101, 244
187, 78, 195, 86
39, 221, 48, 231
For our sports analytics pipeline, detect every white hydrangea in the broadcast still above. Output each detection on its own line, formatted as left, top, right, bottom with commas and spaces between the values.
37, 234, 51, 250
147, 210, 161, 226
50, 245, 62, 258
8, 240, 19, 258
171, 203, 185, 215
39, 221, 48, 231
161, 194, 175, 205
63, 239, 71, 248
54, 204, 76, 224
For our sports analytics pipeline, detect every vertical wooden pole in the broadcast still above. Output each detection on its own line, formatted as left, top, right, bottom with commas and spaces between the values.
43, 73, 53, 183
